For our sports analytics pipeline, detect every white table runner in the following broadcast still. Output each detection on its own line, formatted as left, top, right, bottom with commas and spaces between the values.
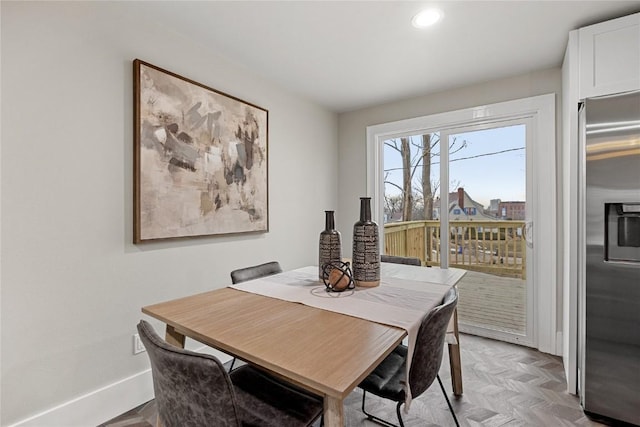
230, 265, 455, 408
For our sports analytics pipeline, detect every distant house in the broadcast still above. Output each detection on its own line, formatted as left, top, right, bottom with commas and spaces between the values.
488, 198, 527, 220
385, 188, 525, 223
433, 188, 496, 221
498, 201, 526, 220
384, 210, 404, 223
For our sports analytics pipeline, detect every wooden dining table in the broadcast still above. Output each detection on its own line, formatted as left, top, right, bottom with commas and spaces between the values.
142, 264, 465, 427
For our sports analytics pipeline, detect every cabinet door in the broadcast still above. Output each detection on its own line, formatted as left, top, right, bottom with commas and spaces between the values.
579, 13, 640, 98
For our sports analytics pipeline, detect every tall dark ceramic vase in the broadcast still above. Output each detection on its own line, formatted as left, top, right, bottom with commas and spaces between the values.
319, 211, 342, 280
352, 197, 380, 287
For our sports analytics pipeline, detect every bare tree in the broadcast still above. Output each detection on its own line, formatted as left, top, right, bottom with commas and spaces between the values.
401, 137, 413, 220
384, 193, 403, 222
416, 135, 467, 219
384, 138, 418, 221
421, 134, 433, 220
384, 134, 467, 222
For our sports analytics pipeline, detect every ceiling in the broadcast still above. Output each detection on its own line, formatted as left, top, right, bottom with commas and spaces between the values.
130, 1, 640, 113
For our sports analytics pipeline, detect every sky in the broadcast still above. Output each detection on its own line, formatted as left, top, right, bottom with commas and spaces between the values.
384, 124, 526, 208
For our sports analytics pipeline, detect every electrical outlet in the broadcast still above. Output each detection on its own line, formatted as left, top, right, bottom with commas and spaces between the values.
133, 334, 146, 355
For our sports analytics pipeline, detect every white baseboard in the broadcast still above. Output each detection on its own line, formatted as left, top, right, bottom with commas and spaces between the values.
7, 345, 233, 427
6, 370, 154, 427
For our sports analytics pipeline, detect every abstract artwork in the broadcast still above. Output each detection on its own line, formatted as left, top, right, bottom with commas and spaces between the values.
133, 60, 268, 242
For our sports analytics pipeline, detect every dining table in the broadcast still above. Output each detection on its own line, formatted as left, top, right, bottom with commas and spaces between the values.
142, 263, 466, 427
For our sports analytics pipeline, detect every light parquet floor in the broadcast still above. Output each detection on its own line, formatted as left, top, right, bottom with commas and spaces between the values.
99, 334, 608, 427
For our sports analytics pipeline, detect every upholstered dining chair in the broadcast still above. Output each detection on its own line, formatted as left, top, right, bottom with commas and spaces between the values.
380, 255, 422, 266
358, 287, 459, 427
137, 320, 323, 427
228, 261, 283, 371
380, 254, 458, 357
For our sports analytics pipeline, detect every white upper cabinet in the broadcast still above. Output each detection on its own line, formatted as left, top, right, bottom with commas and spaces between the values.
579, 12, 640, 98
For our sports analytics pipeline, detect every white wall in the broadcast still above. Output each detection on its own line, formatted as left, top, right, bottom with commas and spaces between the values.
0, 2, 338, 425
337, 68, 564, 333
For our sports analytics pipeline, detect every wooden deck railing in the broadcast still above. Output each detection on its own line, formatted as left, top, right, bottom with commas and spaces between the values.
384, 220, 526, 279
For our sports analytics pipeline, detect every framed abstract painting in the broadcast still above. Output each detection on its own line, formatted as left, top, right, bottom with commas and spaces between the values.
133, 59, 269, 242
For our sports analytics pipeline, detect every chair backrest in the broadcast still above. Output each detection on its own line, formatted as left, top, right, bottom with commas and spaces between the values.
408, 287, 458, 398
230, 261, 282, 284
137, 320, 242, 427
380, 255, 421, 266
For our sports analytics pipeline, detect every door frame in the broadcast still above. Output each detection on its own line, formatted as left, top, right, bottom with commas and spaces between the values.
366, 94, 558, 355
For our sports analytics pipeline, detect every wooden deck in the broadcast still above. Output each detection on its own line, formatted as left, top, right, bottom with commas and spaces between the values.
456, 270, 526, 334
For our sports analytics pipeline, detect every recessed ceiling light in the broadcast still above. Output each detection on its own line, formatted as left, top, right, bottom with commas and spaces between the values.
411, 8, 443, 28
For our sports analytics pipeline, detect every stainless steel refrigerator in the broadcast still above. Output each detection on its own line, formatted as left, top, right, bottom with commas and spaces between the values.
579, 90, 640, 426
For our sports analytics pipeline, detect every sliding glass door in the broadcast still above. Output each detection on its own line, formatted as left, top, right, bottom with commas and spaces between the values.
382, 120, 534, 345
441, 121, 534, 345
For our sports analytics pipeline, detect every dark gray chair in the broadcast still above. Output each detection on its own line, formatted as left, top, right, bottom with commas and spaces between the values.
137, 320, 323, 427
229, 261, 283, 370
380, 255, 422, 266
358, 287, 459, 427
230, 261, 282, 284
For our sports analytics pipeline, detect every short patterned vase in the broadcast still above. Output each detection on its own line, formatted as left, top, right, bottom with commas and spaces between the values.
352, 197, 380, 287
319, 210, 342, 280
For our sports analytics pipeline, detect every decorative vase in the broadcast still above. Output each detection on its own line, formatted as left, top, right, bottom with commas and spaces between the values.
352, 197, 380, 287
319, 210, 342, 280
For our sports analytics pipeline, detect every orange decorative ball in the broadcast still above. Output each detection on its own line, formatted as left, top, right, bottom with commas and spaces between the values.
321, 261, 354, 292
328, 268, 351, 291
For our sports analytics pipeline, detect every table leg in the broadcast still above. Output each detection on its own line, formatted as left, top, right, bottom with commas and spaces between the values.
165, 325, 186, 348
448, 308, 463, 396
323, 396, 344, 427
